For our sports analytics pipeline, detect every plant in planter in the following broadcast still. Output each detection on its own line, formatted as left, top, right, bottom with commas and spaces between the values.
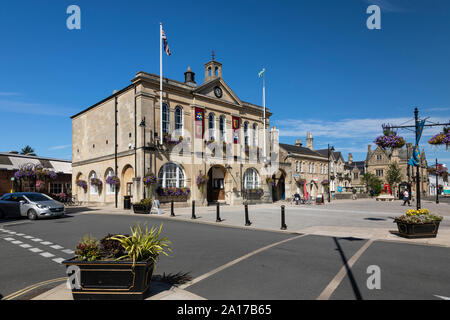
63, 223, 171, 300
133, 198, 153, 214
374, 129, 406, 149
394, 208, 443, 238
76, 180, 88, 192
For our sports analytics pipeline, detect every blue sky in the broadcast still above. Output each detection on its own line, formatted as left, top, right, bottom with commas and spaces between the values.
0, 0, 449, 166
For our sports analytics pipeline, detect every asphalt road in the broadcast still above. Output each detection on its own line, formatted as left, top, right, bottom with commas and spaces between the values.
1, 211, 449, 300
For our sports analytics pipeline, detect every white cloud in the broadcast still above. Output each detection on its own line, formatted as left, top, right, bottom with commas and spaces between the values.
49, 144, 71, 150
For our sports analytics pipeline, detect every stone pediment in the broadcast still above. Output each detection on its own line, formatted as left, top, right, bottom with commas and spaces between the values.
193, 78, 242, 106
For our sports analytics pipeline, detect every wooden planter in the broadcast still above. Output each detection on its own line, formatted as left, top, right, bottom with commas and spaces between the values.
132, 204, 151, 214
395, 221, 441, 238
63, 258, 154, 300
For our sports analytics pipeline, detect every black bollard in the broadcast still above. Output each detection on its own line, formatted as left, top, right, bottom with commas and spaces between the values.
171, 200, 175, 217
191, 200, 197, 219
281, 205, 287, 230
216, 202, 222, 222
245, 203, 252, 226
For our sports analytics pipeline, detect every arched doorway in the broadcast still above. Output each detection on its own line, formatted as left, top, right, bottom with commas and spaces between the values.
121, 165, 135, 200
272, 170, 286, 202
398, 182, 411, 200
207, 165, 226, 204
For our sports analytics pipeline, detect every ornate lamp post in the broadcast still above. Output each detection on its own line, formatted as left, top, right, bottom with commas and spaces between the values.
328, 144, 334, 202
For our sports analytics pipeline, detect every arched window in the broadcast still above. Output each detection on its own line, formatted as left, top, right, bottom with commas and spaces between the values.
252, 123, 258, 146
244, 122, 249, 146
158, 162, 186, 188
175, 106, 183, 135
90, 171, 98, 195
296, 161, 299, 172
219, 115, 226, 142
208, 113, 216, 140
106, 169, 115, 195
162, 103, 170, 134
243, 168, 260, 189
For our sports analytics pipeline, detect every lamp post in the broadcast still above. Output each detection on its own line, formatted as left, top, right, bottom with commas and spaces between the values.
436, 158, 439, 204
139, 117, 146, 199
328, 144, 334, 202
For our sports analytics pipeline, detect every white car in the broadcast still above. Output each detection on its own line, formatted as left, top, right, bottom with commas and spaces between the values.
0, 192, 65, 220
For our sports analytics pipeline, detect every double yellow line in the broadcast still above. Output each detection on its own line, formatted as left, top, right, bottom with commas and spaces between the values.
2, 277, 67, 300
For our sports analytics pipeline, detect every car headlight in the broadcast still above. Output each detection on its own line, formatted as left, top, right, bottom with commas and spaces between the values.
36, 204, 49, 209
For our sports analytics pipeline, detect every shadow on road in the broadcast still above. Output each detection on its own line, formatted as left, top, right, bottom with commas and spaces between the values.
144, 272, 193, 299
364, 217, 387, 221
333, 237, 363, 300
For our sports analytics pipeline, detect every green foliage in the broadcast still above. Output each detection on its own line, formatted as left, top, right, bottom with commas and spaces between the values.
386, 161, 403, 190
136, 198, 153, 207
75, 235, 99, 261
110, 224, 171, 267
20, 145, 36, 156
362, 172, 383, 195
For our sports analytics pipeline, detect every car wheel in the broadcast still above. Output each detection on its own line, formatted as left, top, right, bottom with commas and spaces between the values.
27, 209, 38, 220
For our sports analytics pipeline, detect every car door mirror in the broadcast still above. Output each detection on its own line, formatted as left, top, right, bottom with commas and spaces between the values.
19, 200, 26, 205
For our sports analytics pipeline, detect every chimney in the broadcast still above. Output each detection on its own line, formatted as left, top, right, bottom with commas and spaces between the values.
368, 144, 372, 154
295, 138, 302, 147
348, 153, 353, 164
184, 66, 196, 86
305, 132, 314, 150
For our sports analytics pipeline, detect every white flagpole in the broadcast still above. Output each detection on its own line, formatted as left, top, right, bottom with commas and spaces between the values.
160, 22, 163, 145
263, 70, 266, 159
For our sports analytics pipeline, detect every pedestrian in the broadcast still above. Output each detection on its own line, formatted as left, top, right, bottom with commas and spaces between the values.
402, 190, 411, 206
293, 192, 301, 205
370, 189, 374, 198
352, 188, 357, 200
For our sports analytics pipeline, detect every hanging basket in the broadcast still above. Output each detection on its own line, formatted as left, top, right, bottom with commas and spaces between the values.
428, 128, 449, 147
374, 132, 406, 149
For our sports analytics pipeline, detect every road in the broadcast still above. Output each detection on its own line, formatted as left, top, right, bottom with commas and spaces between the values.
1, 210, 450, 300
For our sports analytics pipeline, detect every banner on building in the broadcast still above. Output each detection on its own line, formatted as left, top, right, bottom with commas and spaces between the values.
232, 116, 240, 144
195, 108, 204, 139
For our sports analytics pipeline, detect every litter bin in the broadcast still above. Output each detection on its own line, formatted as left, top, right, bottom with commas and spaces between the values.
124, 195, 131, 210
316, 194, 324, 204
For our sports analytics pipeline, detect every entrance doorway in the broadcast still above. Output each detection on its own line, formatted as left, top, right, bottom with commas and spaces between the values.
207, 166, 226, 204
272, 170, 286, 202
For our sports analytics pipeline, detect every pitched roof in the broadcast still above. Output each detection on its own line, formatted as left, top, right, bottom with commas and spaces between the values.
0, 152, 71, 174
279, 144, 327, 159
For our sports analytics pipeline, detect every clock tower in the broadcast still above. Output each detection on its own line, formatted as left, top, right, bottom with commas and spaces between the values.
204, 51, 222, 82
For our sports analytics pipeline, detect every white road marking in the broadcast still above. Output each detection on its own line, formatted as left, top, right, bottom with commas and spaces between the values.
40, 252, 55, 258
20, 244, 32, 248
8, 231, 16, 234
52, 258, 66, 264
41, 241, 53, 245
50, 245, 63, 250
62, 249, 74, 254
29, 248, 43, 253
4, 237, 15, 241
11, 240, 23, 244
434, 295, 450, 300
23, 235, 33, 239
15, 233, 25, 236
31, 238, 43, 242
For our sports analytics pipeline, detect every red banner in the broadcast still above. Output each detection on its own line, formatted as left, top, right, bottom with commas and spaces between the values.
232, 116, 240, 144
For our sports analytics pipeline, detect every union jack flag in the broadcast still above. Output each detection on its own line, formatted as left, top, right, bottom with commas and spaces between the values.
162, 28, 171, 56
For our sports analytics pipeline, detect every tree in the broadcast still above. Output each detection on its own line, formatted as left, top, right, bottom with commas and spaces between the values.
386, 161, 403, 195
20, 145, 36, 156
361, 172, 383, 195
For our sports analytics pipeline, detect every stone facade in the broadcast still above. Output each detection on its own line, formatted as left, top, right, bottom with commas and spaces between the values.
71, 58, 274, 207
365, 143, 429, 198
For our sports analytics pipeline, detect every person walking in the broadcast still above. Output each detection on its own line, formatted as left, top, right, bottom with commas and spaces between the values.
402, 189, 411, 206
352, 188, 357, 200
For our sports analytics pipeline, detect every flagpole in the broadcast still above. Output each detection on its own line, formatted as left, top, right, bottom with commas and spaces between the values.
160, 22, 163, 145
262, 71, 266, 159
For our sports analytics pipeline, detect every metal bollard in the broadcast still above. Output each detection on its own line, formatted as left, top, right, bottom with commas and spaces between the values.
191, 200, 197, 219
281, 205, 287, 230
245, 203, 252, 226
216, 202, 222, 222
171, 200, 175, 217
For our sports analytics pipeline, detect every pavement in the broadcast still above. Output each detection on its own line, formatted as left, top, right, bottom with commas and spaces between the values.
1, 198, 449, 300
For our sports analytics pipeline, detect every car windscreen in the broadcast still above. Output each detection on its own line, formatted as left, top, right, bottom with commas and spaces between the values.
24, 194, 53, 202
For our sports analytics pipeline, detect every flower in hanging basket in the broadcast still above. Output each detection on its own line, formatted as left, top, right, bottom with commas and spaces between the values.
196, 172, 208, 187
90, 178, 102, 186
428, 128, 450, 146
106, 175, 120, 186
142, 172, 157, 186
374, 132, 406, 149
163, 133, 182, 145
321, 180, 329, 185
266, 177, 275, 187
47, 170, 57, 180
77, 180, 88, 190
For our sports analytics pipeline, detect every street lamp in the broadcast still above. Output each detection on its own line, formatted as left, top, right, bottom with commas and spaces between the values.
328, 144, 334, 203
436, 158, 439, 204
139, 117, 146, 199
